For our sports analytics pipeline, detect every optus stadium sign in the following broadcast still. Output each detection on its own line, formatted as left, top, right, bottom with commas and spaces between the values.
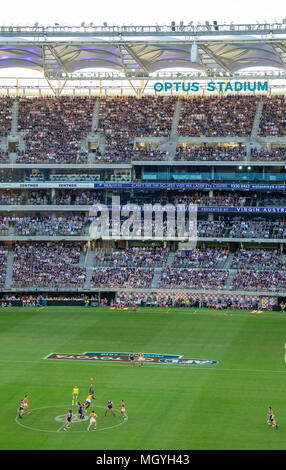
45, 352, 218, 366
154, 80, 268, 93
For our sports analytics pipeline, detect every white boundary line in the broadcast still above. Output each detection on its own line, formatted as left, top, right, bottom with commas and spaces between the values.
15, 404, 128, 434
5, 358, 286, 374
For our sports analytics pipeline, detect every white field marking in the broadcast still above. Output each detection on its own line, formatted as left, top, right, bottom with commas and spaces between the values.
3, 357, 286, 375
56, 421, 66, 433
15, 404, 127, 434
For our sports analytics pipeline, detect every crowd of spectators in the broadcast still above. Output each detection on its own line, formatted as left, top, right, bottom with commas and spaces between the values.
115, 291, 276, 310
2, 188, 285, 209
0, 97, 15, 163
0, 96, 286, 165
166, 191, 250, 207
175, 145, 246, 161
0, 150, 10, 163
178, 96, 258, 136
0, 97, 13, 136
12, 242, 86, 288
1, 214, 286, 240
228, 218, 286, 239
230, 248, 284, 270
231, 270, 286, 292
0, 95, 284, 165
130, 148, 168, 161
0, 190, 103, 206
16, 97, 94, 164
259, 194, 286, 207
158, 267, 228, 289
93, 247, 169, 267
0, 245, 8, 286
96, 96, 176, 163
90, 148, 168, 163
258, 97, 286, 136
172, 248, 228, 268
26, 190, 51, 205
197, 220, 227, 237
251, 146, 286, 161
55, 190, 103, 206
228, 219, 274, 239
0, 218, 9, 234
90, 267, 154, 288
13, 215, 90, 236
197, 218, 286, 239
0, 191, 24, 205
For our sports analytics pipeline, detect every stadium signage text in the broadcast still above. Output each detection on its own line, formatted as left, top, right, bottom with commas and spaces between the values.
1, 182, 285, 191
96, 205, 286, 214
45, 352, 218, 366
154, 81, 268, 93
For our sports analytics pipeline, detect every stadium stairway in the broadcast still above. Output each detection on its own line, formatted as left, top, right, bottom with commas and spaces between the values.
250, 99, 264, 140
7, 100, 20, 163
91, 99, 100, 132
224, 269, 236, 290
164, 99, 183, 160
140, 98, 182, 160
170, 99, 182, 138
86, 100, 106, 163
82, 248, 96, 289
166, 252, 175, 266
82, 248, 95, 268
247, 99, 265, 158
222, 253, 234, 269
84, 268, 94, 289
10, 100, 19, 135
151, 267, 163, 288
5, 251, 14, 289
0, 135, 7, 153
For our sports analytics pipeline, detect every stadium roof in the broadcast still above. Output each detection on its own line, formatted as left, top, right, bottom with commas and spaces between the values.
1, 22, 286, 95
0, 22, 286, 79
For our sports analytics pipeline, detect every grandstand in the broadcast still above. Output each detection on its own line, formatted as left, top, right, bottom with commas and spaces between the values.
0, 21, 286, 311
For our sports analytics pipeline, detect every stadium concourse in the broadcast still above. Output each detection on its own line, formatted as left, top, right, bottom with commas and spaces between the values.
0, 92, 285, 311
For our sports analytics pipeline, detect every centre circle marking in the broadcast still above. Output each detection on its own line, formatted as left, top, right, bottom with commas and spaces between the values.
15, 404, 128, 433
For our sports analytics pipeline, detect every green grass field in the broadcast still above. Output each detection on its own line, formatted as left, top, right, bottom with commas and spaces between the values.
0, 305, 285, 451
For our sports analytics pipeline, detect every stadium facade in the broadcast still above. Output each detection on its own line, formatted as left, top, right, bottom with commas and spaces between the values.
0, 22, 285, 309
